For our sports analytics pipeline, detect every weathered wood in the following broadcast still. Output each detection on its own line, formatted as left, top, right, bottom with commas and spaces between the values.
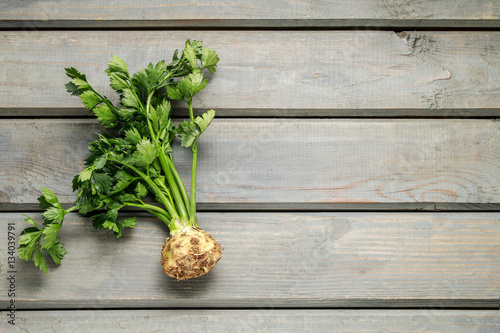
1, 119, 499, 210
1, 0, 499, 28
1, 31, 499, 117
2, 310, 499, 332
1, 212, 499, 308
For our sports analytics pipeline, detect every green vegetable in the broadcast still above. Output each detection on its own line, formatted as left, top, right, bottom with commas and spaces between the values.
19, 40, 222, 280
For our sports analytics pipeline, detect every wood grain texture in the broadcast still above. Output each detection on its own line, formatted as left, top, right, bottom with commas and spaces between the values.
1, 119, 499, 210
0, 212, 499, 309
1, 31, 499, 117
1, 0, 499, 28
2, 310, 499, 332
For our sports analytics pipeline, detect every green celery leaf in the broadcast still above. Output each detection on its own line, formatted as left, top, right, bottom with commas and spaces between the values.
110, 216, 138, 238
135, 182, 148, 199
157, 126, 173, 145
171, 48, 180, 62
201, 47, 219, 74
38, 195, 53, 210
72, 173, 81, 192
107, 55, 129, 75
74, 178, 103, 215
65, 81, 82, 96
191, 40, 204, 52
131, 60, 168, 94
107, 199, 125, 211
109, 137, 132, 149
154, 98, 172, 132
41, 223, 62, 250
33, 248, 48, 274
45, 242, 67, 265
40, 188, 60, 206
42, 206, 66, 224
77, 197, 99, 215
102, 219, 119, 233
91, 213, 107, 230
97, 134, 111, 146
108, 72, 129, 92
162, 141, 173, 155
93, 104, 118, 128
122, 193, 140, 203
108, 152, 126, 165
133, 139, 157, 167
124, 128, 142, 145
59, 39, 221, 269
18, 228, 42, 260
18, 241, 38, 261
112, 171, 138, 193
94, 155, 108, 170
131, 68, 150, 94
166, 85, 186, 101
88, 136, 109, 155
184, 72, 207, 97
106, 208, 119, 222
22, 215, 38, 228
92, 172, 113, 194
195, 109, 216, 132
149, 104, 159, 131
130, 70, 150, 96
71, 77, 90, 90
154, 60, 167, 74
117, 107, 137, 120
176, 120, 200, 148
20, 189, 71, 272
79, 90, 102, 110
122, 88, 142, 111
175, 111, 214, 148
78, 167, 93, 182
120, 217, 137, 229
167, 72, 207, 101
65, 67, 87, 81
183, 41, 198, 68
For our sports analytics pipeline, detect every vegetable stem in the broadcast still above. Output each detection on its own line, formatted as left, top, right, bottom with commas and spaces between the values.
124, 202, 170, 219
154, 177, 174, 204
109, 156, 179, 220
145, 92, 157, 142
165, 156, 191, 213
123, 202, 175, 228
144, 90, 189, 222
188, 97, 195, 122
157, 150, 189, 220
187, 98, 199, 226
64, 205, 79, 214
189, 142, 199, 226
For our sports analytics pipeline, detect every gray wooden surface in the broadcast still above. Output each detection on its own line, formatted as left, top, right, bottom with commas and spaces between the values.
1, 1, 499, 331
1, 212, 498, 309
1, 0, 499, 28
1, 31, 499, 117
1, 119, 499, 211
1, 310, 499, 332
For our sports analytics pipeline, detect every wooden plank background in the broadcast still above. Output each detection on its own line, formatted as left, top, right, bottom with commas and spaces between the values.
1, 0, 499, 28
2, 310, 499, 332
1, 119, 499, 210
1, 212, 499, 309
1, 31, 499, 117
0, 0, 499, 331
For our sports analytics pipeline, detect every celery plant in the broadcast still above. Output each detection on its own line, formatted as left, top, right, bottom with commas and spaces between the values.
18, 40, 222, 280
